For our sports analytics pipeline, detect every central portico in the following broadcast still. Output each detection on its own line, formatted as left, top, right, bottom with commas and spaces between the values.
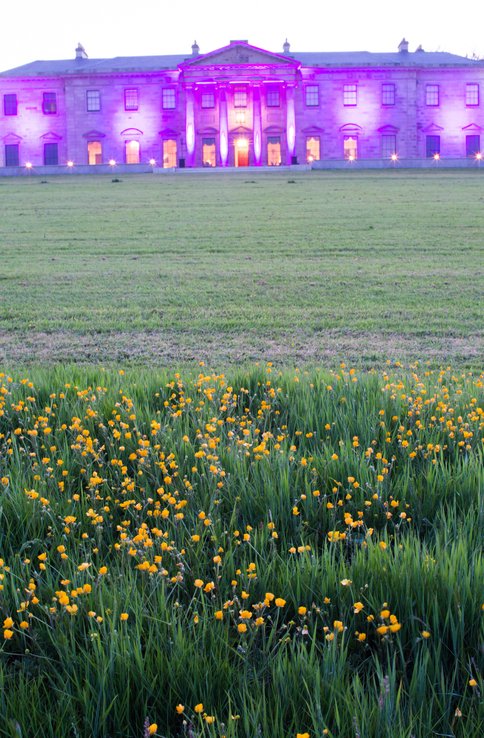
179, 40, 299, 167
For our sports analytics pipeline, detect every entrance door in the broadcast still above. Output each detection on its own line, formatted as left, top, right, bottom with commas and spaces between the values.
235, 138, 249, 167
125, 140, 140, 164
267, 137, 281, 166
87, 141, 102, 165
163, 139, 177, 168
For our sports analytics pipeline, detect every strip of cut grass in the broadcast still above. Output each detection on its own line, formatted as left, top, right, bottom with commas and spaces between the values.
0, 364, 482, 737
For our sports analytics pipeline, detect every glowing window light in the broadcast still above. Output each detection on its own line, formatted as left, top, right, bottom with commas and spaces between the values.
348, 154, 355, 162
109, 159, 116, 166
25, 162, 32, 169
235, 111, 245, 125
67, 160, 74, 168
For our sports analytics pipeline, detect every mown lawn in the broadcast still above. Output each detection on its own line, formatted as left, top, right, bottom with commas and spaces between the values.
0, 364, 482, 738
0, 170, 483, 365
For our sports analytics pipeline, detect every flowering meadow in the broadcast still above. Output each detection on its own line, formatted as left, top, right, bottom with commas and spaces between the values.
0, 363, 482, 737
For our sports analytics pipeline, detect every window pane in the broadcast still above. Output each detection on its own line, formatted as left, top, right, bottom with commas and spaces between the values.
124, 89, 138, 111
306, 136, 320, 162
381, 83, 395, 106
162, 89, 176, 109
43, 92, 57, 114
234, 88, 247, 107
4, 94, 17, 116
426, 135, 440, 157
87, 90, 101, 112
466, 83, 479, 106
426, 85, 439, 106
44, 143, 58, 165
305, 85, 319, 106
381, 134, 396, 159
266, 89, 280, 107
201, 92, 215, 109
343, 85, 357, 106
5, 144, 19, 166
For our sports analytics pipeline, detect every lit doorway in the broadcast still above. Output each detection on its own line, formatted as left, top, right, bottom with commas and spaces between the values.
235, 138, 249, 167
163, 139, 177, 168
125, 140, 140, 164
202, 138, 216, 167
267, 136, 281, 166
87, 141, 102, 165
344, 136, 357, 160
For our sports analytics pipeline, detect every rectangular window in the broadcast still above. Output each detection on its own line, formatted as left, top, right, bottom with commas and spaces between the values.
381, 134, 396, 159
86, 90, 101, 112
426, 135, 440, 157
305, 85, 319, 107
4, 93, 17, 116
87, 140, 102, 165
466, 83, 479, 106
163, 139, 177, 168
202, 137, 216, 167
343, 84, 357, 106
426, 84, 439, 106
381, 83, 395, 106
124, 88, 139, 111
266, 88, 280, 107
344, 136, 357, 160
5, 143, 19, 167
234, 88, 247, 107
466, 134, 480, 157
162, 88, 176, 109
44, 142, 59, 166
306, 136, 320, 162
267, 136, 281, 165
42, 92, 57, 114
201, 92, 215, 109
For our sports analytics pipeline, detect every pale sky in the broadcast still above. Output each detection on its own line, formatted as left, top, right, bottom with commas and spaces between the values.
2, 0, 483, 71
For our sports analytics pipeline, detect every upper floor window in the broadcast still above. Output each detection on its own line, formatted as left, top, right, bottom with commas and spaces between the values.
426, 84, 439, 106
381, 83, 395, 106
201, 92, 215, 109
234, 88, 247, 107
266, 88, 280, 107
466, 83, 479, 106
43, 92, 57, 114
86, 90, 101, 112
162, 88, 176, 109
305, 85, 319, 106
4, 93, 17, 116
124, 88, 139, 111
343, 84, 357, 106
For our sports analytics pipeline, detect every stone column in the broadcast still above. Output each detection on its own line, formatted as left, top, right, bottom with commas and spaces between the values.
185, 85, 195, 167
252, 84, 262, 165
219, 85, 229, 166
286, 83, 296, 164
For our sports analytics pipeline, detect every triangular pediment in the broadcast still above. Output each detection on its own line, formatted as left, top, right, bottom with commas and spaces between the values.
229, 125, 252, 135
378, 124, 399, 133
40, 131, 62, 141
2, 132, 22, 143
462, 122, 482, 132
82, 130, 106, 139
422, 122, 444, 133
181, 41, 299, 68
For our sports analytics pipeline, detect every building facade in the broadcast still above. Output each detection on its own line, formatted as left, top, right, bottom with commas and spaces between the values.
1, 39, 483, 169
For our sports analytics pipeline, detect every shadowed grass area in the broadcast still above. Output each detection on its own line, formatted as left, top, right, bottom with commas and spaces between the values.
0, 169, 483, 365
0, 365, 482, 737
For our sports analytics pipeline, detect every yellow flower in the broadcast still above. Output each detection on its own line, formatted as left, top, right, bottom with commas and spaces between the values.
237, 623, 247, 633
275, 598, 286, 607
175, 704, 184, 714
298, 606, 307, 616
194, 703, 204, 713
380, 609, 391, 619
3, 617, 13, 629
148, 724, 157, 735
340, 579, 352, 586
204, 715, 215, 724
120, 612, 129, 621
99, 566, 108, 575
421, 630, 431, 639
3, 629, 14, 639
214, 610, 223, 621
296, 733, 310, 738
194, 579, 204, 588
469, 678, 477, 687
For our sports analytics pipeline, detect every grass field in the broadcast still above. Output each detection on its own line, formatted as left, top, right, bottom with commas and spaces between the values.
0, 365, 482, 738
1, 170, 483, 366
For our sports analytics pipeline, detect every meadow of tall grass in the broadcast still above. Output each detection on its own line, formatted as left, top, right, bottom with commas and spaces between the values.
0, 363, 482, 737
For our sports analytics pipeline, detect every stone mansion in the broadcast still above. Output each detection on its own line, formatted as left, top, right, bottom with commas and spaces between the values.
0, 39, 483, 170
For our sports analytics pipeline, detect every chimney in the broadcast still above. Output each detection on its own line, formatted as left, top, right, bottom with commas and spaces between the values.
398, 38, 409, 53
283, 38, 290, 54
191, 41, 200, 56
75, 43, 88, 60
416, 44, 424, 52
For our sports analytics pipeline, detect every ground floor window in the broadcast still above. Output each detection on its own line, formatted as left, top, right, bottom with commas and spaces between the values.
125, 140, 140, 164
5, 143, 19, 167
381, 134, 396, 159
305, 136, 320, 162
44, 142, 58, 165
466, 134, 480, 157
426, 135, 440, 158
234, 138, 249, 167
88, 141, 102, 165
344, 136, 357, 160
202, 138, 216, 167
267, 136, 281, 166
163, 139, 177, 168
